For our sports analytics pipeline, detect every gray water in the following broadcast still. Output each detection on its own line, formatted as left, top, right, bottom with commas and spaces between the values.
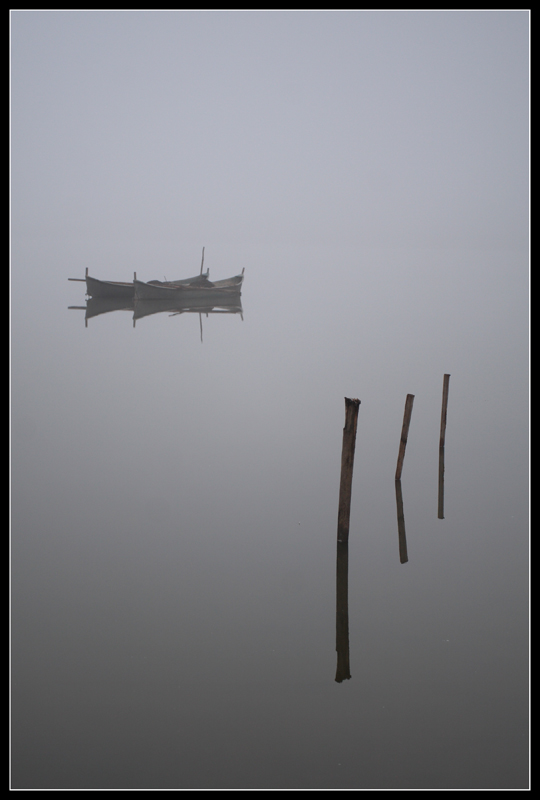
11, 11, 529, 790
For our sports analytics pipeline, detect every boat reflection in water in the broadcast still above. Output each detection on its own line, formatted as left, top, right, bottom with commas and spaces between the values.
69, 296, 134, 324
69, 294, 243, 338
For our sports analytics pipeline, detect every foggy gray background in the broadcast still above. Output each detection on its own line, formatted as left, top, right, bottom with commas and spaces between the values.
11, 10, 529, 790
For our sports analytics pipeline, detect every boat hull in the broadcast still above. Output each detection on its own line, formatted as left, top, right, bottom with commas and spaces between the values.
85, 276, 134, 299
84, 270, 211, 299
133, 273, 244, 301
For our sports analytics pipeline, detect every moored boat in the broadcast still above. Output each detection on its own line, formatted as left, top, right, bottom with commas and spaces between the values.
133, 270, 244, 301
68, 249, 240, 300
84, 275, 135, 299
69, 269, 212, 299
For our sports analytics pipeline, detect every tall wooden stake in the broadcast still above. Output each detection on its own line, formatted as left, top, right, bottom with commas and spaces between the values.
337, 398, 360, 544
395, 394, 415, 481
439, 374, 450, 450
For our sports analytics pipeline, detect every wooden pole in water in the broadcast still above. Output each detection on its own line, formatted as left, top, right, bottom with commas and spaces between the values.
395, 394, 415, 481
438, 374, 450, 519
439, 374, 450, 450
337, 398, 360, 544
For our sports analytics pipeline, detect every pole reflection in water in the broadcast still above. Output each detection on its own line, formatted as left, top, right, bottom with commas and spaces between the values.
335, 540, 351, 683
394, 479, 409, 564
438, 446, 445, 519
335, 397, 359, 682
438, 374, 451, 519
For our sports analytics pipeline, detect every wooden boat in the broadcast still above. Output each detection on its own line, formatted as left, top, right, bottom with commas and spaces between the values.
69, 269, 211, 299
133, 269, 244, 301
68, 271, 134, 299
84, 275, 135, 299
147, 269, 211, 287
68, 249, 241, 301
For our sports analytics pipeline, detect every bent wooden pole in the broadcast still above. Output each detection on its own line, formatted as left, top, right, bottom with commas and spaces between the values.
395, 394, 415, 481
337, 398, 360, 544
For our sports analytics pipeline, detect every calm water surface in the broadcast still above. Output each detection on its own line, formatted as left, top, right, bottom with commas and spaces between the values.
11, 244, 528, 789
